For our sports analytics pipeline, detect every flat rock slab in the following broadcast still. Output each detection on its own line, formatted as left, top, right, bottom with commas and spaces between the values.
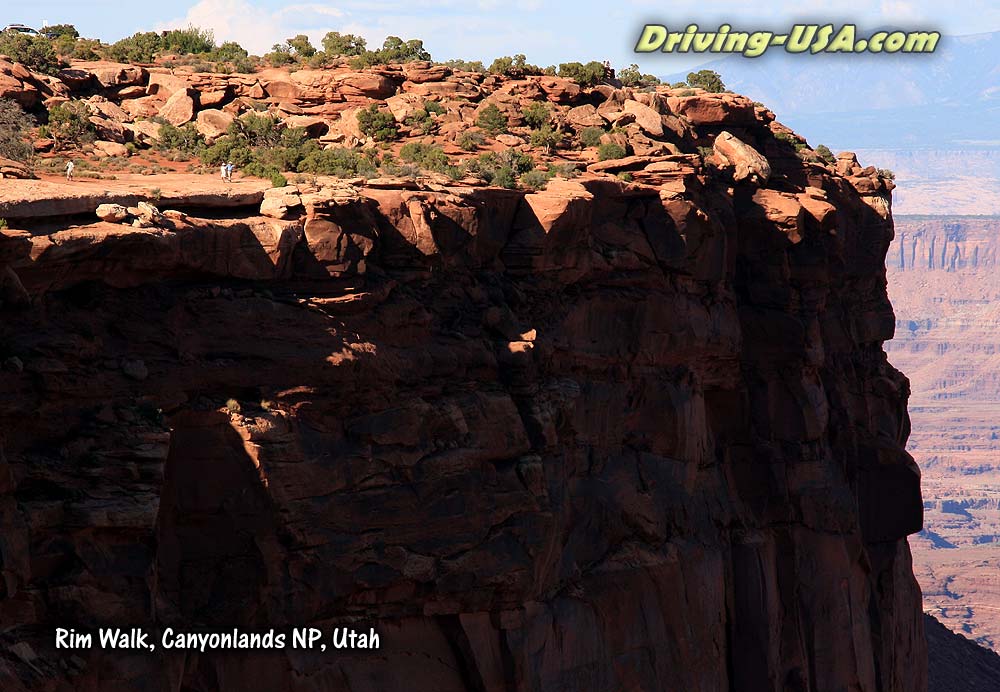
0, 174, 271, 219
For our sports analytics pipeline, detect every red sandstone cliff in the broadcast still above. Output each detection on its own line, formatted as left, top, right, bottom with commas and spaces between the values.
0, 62, 925, 692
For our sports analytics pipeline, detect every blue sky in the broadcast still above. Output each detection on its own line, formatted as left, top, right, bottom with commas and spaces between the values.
11, 1, 1000, 73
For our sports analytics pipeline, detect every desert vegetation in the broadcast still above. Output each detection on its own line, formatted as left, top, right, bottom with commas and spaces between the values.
0, 98, 34, 161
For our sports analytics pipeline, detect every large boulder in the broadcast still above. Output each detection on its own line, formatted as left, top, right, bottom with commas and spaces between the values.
121, 95, 163, 120
622, 99, 663, 137
93, 140, 130, 158
260, 187, 304, 220
566, 104, 605, 129
262, 80, 301, 101
67, 61, 148, 89
331, 72, 396, 99
0, 60, 39, 108
158, 88, 197, 126
752, 189, 807, 243
385, 93, 427, 124
146, 72, 191, 98
131, 201, 164, 228
195, 109, 235, 142
87, 97, 131, 123
96, 204, 129, 223
198, 88, 231, 109
127, 120, 163, 145
403, 62, 452, 84
533, 76, 581, 104
332, 107, 365, 141
667, 93, 757, 126
89, 115, 129, 143
0, 157, 33, 179
713, 131, 771, 184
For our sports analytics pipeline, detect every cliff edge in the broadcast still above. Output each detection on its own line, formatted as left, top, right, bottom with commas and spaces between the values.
0, 60, 925, 692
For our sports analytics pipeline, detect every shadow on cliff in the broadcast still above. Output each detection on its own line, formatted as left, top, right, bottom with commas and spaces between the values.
154, 410, 281, 628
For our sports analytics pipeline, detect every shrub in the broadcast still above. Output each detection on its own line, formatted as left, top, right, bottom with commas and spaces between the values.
491, 166, 516, 189
488, 54, 542, 77
529, 124, 561, 153
522, 102, 550, 129
226, 399, 241, 414
423, 100, 445, 115
547, 162, 579, 178
774, 132, 800, 146
686, 69, 725, 92
520, 169, 552, 191
0, 99, 34, 162
399, 141, 449, 171
457, 130, 486, 151
442, 59, 485, 72
298, 147, 377, 178
43, 24, 79, 40
322, 32, 367, 56
106, 31, 164, 63
71, 39, 101, 61
351, 36, 430, 68
0, 32, 61, 74
466, 150, 535, 188
264, 48, 294, 66
280, 34, 316, 58
199, 114, 319, 182
213, 41, 249, 62
162, 26, 215, 55
227, 113, 286, 147
0, 219, 7, 229
598, 142, 626, 160
618, 64, 661, 88
356, 104, 399, 141
616, 172, 634, 182
156, 122, 205, 157
269, 171, 288, 188
814, 144, 835, 163
579, 127, 605, 148
48, 101, 95, 150
877, 168, 896, 180
557, 61, 606, 87
500, 149, 535, 175
476, 104, 508, 134
404, 109, 437, 135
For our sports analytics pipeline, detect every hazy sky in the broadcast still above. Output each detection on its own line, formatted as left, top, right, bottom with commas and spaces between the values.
14, 0, 1000, 72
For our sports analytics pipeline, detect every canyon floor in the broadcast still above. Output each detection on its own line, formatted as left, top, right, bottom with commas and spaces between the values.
888, 215, 1000, 650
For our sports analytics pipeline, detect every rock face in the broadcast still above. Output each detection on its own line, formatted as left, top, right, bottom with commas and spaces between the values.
714, 130, 771, 184
0, 58, 927, 689
0, 150, 926, 690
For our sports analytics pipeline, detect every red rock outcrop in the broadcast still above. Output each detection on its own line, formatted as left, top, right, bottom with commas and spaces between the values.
0, 131, 926, 692
0, 58, 926, 691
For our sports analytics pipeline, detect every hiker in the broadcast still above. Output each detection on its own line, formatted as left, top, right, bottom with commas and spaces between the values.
220, 162, 228, 183
226, 162, 235, 182
65, 160, 75, 181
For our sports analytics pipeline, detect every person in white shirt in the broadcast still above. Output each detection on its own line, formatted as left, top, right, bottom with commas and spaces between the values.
65, 160, 75, 181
